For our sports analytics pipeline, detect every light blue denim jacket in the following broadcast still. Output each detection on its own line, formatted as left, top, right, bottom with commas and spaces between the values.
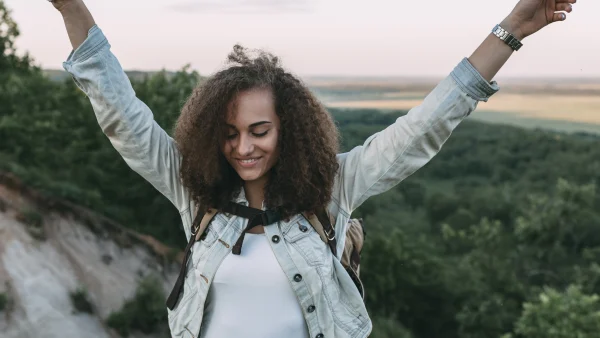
63, 25, 499, 338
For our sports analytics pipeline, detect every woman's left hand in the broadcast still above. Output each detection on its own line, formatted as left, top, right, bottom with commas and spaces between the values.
502, 0, 577, 40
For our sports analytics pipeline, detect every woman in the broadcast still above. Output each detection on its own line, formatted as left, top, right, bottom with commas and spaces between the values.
49, 0, 577, 337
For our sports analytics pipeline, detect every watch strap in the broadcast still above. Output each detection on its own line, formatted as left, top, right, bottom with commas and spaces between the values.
492, 24, 523, 51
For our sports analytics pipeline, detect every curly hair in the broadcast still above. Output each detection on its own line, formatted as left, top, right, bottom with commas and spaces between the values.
173, 45, 340, 217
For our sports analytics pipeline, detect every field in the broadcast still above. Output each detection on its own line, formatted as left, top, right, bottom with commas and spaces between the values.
307, 76, 600, 134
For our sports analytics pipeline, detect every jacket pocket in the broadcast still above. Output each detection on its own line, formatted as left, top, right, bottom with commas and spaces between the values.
283, 219, 330, 266
325, 264, 369, 336
191, 226, 218, 267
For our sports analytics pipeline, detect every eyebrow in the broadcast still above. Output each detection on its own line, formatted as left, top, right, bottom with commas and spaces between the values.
226, 121, 272, 129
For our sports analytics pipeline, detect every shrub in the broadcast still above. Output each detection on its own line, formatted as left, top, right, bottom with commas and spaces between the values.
17, 206, 46, 241
0, 292, 7, 311
70, 287, 94, 314
106, 276, 168, 337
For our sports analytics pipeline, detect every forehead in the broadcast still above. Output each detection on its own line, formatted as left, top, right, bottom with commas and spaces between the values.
226, 88, 277, 127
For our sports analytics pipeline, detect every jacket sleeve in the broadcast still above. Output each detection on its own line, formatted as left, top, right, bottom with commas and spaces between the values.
331, 57, 499, 215
62, 25, 189, 212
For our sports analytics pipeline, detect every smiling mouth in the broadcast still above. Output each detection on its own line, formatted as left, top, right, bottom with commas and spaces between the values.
236, 157, 261, 167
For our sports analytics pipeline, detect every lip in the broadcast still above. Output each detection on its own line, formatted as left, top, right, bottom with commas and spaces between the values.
236, 157, 261, 168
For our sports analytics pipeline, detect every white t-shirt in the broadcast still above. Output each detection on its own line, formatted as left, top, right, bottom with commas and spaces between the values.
199, 232, 310, 338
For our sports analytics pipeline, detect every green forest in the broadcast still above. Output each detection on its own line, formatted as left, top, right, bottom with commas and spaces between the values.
2, 2, 600, 337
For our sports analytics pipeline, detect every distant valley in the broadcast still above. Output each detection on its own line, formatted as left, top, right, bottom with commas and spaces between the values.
44, 69, 600, 135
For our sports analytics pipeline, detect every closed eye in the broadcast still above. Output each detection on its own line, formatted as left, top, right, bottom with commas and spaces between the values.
253, 131, 268, 137
226, 133, 238, 140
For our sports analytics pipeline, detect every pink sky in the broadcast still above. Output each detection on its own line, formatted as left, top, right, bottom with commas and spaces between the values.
8, 0, 600, 78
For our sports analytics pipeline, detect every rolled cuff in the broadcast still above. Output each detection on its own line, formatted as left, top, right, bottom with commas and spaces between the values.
63, 25, 109, 69
450, 57, 499, 102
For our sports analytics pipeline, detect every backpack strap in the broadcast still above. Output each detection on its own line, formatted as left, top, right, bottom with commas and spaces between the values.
221, 202, 283, 255
166, 206, 218, 310
194, 207, 219, 241
343, 218, 364, 274
303, 208, 338, 258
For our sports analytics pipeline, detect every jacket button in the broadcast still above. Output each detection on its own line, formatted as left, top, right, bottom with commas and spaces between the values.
307, 305, 315, 313
272, 235, 280, 243
316, 334, 324, 338
299, 224, 308, 232
294, 274, 303, 282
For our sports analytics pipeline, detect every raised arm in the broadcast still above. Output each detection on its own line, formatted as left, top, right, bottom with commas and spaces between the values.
51, 0, 190, 212
332, 0, 577, 215
469, 0, 576, 82
51, 0, 94, 50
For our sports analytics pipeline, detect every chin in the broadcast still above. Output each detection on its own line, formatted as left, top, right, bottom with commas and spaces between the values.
238, 171, 263, 182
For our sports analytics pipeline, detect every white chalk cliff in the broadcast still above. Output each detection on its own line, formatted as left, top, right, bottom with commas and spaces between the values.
0, 173, 181, 338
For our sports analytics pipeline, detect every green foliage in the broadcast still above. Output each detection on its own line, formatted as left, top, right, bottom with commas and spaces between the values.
0, 292, 7, 311
106, 276, 169, 337
19, 206, 43, 226
70, 287, 94, 314
506, 285, 600, 338
18, 206, 45, 240
396, 180, 426, 210
0, 0, 35, 74
370, 316, 414, 338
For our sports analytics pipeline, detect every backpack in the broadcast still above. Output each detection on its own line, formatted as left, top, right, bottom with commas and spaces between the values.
166, 205, 366, 310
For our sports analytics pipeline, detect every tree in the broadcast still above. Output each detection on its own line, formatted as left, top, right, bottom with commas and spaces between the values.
397, 180, 426, 210
0, 0, 38, 74
505, 285, 600, 338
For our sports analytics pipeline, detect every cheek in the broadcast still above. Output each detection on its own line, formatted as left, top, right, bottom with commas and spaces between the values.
265, 132, 279, 155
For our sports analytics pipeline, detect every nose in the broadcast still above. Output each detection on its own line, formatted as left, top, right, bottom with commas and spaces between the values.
237, 133, 254, 156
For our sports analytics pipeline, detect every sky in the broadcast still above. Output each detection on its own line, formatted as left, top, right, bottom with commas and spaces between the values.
6, 0, 600, 78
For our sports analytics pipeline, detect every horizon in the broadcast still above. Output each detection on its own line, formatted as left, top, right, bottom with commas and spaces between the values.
41, 68, 600, 84
6, 0, 600, 79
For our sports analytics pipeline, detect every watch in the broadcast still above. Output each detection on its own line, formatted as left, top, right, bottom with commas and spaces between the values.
492, 24, 523, 51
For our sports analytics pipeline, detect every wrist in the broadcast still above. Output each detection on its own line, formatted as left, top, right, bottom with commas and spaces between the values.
56, 0, 85, 15
500, 16, 526, 40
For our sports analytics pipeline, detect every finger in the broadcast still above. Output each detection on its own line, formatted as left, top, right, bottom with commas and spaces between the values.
555, 0, 576, 3
555, 3, 573, 12
552, 12, 568, 22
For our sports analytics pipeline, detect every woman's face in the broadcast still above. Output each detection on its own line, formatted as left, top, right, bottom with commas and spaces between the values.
222, 87, 280, 184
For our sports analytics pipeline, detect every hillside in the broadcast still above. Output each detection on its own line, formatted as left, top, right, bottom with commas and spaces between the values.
0, 172, 180, 338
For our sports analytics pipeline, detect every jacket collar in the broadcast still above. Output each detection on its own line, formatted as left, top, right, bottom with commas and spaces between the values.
233, 187, 249, 205
232, 186, 266, 210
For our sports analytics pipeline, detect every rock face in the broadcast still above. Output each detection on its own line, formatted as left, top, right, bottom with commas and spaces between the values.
0, 173, 181, 338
